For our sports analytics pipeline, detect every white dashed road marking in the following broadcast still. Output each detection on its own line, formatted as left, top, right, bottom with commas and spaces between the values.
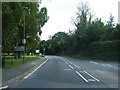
74, 64, 80, 69
69, 61, 72, 64
69, 65, 74, 69
65, 62, 68, 64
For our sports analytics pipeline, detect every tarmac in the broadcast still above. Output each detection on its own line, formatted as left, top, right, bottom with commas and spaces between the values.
1, 56, 47, 88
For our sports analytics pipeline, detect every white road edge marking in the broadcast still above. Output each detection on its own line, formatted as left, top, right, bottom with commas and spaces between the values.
0, 86, 9, 89
69, 65, 74, 69
24, 59, 48, 79
76, 71, 88, 83
90, 61, 98, 64
84, 71, 100, 82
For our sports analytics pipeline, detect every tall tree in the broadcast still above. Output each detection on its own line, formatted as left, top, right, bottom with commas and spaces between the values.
74, 2, 93, 54
2, 2, 49, 53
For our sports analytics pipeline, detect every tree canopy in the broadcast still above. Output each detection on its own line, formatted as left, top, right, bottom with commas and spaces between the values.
40, 2, 119, 59
2, 2, 49, 53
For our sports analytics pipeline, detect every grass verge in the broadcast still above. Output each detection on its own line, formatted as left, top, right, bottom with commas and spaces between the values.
2, 55, 44, 71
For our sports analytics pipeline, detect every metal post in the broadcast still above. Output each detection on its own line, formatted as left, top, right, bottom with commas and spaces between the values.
43, 47, 45, 55
23, 13, 25, 63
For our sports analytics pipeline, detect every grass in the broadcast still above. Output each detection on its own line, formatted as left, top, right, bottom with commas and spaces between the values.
2, 55, 44, 71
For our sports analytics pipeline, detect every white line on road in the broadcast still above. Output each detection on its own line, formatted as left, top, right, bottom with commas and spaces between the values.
69, 65, 74, 69
61, 58, 66, 62
84, 71, 100, 82
65, 59, 68, 61
101, 64, 106, 66
69, 61, 72, 64
24, 59, 48, 79
64, 69, 71, 71
76, 71, 88, 83
65, 62, 68, 64
74, 64, 80, 69
0, 86, 9, 89
101, 64, 118, 69
90, 61, 98, 64
79, 71, 84, 73
88, 79, 96, 82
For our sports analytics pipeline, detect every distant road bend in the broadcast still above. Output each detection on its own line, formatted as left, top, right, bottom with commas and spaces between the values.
10, 56, 118, 88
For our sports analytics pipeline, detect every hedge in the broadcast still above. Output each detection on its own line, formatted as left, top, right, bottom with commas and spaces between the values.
89, 40, 119, 61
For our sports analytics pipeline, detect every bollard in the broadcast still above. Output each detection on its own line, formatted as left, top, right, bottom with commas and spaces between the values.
11, 58, 14, 64
2, 57, 5, 67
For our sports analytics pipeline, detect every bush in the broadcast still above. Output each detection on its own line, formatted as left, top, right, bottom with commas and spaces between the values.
89, 40, 119, 61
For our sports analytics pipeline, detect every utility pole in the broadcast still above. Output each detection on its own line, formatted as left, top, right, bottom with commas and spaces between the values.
23, 11, 26, 63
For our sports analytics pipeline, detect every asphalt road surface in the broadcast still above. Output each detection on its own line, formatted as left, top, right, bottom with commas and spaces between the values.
10, 56, 118, 88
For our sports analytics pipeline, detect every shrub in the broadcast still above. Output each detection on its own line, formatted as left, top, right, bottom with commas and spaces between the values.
89, 40, 119, 61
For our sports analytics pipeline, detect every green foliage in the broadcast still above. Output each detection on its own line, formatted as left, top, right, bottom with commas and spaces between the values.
39, 32, 69, 55
39, 2, 119, 61
2, 2, 49, 53
90, 40, 119, 61
3, 55, 43, 70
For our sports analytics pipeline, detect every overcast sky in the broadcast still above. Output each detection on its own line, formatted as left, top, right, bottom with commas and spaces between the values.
40, 0, 119, 40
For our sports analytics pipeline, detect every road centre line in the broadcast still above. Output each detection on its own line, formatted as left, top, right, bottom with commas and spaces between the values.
84, 71, 100, 82
69, 65, 74, 69
61, 58, 66, 62
24, 59, 48, 79
60, 58, 70, 65
75, 71, 88, 82
69, 61, 72, 64
65, 62, 68, 64
74, 64, 80, 69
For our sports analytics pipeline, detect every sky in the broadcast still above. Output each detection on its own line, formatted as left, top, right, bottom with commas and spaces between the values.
40, 0, 119, 40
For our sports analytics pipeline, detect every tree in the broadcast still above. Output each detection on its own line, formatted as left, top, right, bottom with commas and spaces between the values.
73, 2, 93, 54
41, 32, 69, 55
107, 13, 115, 28
2, 2, 23, 52
100, 13, 115, 41
2, 2, 49, 54
86, 18, 105, 43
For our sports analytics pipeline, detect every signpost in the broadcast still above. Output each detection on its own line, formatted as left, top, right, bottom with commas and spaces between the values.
14, 46, 25, 63
14, 46, 24, 51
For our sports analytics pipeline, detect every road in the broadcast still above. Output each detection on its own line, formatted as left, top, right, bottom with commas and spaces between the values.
10, 56, 118, 88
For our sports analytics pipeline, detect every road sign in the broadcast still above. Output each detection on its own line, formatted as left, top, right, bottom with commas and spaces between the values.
36, 50, 39, 53
22, 39, 26, 44
14, 46, 24, 51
